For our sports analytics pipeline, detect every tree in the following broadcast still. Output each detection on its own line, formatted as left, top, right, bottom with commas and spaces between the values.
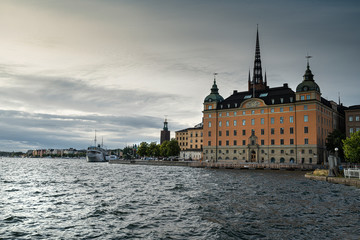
137, 142, 149, 157
168, 139, 180, 156
160, 140, 170, 157
123, 146, 134, 159
342, 131, 360, 163
326, 129, 345, 159
147, 142, 160, 157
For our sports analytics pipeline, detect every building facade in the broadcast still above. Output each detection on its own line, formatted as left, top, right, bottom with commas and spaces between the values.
202, 29, 345, 165
175, 123, 203, 160
345, 105, 360, 137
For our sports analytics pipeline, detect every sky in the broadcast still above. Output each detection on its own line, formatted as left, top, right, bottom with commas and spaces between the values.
0, 0, 359, 152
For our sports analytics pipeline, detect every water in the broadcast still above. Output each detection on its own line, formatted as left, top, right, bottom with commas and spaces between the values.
0, 158, 359, 240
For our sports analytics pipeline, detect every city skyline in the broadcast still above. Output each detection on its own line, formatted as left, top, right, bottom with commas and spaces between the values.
0, 0, 359, 151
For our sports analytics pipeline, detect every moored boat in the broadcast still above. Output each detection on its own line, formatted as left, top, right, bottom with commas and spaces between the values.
86, 131, 108, 162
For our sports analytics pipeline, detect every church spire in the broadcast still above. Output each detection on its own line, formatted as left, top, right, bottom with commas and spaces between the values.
248, 26, 267, 91
252, 25, 263, 85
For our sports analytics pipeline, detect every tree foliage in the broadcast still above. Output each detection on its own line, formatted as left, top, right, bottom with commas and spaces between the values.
342, 130, 360, 163
147, 142, 160, 157
137, 142, 148, 157
326, 129, 345, 159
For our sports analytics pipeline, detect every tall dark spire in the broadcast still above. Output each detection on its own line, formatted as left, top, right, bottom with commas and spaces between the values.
252, 25, 263, 85
248, 26, 267, 92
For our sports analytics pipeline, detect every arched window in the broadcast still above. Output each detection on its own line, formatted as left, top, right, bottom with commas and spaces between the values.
290, 158, 295, 163
280, 157, 285, 163
271, 157, 275, 163
233, 157, 237, 160
225, 157, 230, 160
218, 157, 222, 160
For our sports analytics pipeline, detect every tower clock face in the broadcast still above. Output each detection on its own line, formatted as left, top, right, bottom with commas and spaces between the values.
303, 86, 308, 91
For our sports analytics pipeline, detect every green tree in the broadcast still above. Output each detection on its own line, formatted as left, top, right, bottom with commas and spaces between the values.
342, 131, 360, 163
147, 142, 160, 157
137, 142, 149, 157
123, 146, 134, 159
326, 129, 345, 159
160, 140, 170, 157
168, 138, 180, 156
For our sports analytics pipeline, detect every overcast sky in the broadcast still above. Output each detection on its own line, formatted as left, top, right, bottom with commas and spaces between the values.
0, 0, 359, 152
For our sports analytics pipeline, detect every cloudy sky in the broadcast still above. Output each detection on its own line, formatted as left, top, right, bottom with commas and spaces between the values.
0, 0, 359, 152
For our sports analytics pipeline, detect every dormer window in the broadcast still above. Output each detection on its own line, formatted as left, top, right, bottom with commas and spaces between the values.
235, 103, 238, 107
290, 97, 293, 102
227, 104, 230, 108
280, 98, 284, 103
271, 99, 275, 104
208, 105, 212, 110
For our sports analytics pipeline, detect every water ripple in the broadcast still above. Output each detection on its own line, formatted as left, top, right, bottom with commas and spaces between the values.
0, 158, 359, 239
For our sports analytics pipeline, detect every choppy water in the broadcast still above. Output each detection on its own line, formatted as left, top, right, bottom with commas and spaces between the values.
0, 158, 359, 239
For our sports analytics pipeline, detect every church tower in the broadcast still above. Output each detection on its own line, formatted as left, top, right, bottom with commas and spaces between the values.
160, 117, 170, 144
248, 26, 268, 92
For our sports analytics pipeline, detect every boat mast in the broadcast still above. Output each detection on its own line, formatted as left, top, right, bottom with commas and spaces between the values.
94, 130, 97, 147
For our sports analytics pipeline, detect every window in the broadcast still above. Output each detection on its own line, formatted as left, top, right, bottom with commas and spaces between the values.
219, 141, 222, 146
271, 139, 275, 145
219, 121, 222, 127
261, 109, 265, 114
219, 131, 222, 136
226, 130, 229, 136
356, 116, 359, 121
280, 98, 284, 103
208, 105, 212, 109
209, 114, 212, 118
208, 131, 211, 137
271, 150, 275, 154
251, 119, 255, 125
252, 110, 255, 114
261, 140, 264, 145
349, 116, 353, 122
271, 99, 275, 104
271, 157, 275, 163
208, 141, 211, 146
208, 122, 212, 127
280, 117, 284, 123
226, 141, 229, 146
226, 112, 229, 116
271, 117, 275, 124
304, 138, 309, 144
290, 97, 293, 102
280, 139, 284, 145
280, 128, 284, 134
243, 111, 246, 115
244, 95, 252, 99
290, 116, 294, 123
259, 93, 268, 97
304, 115, 309, 122
242, 119, 246, 126
306, 95, 310, 100
234, 150, 237, 153
281, 150, 284, 154
261, 118, 265, 124
242, 140, 246, 145
289, 106, 293, 111
261, 129, 265, 135
234, 130, 237, 136
234, 111, 237, 116
234, 140, 237, 146
251, 129, 255, 135
301, 95, 305, 100
290, 127, 294, 134
234, 120, 237, 126
280, 107, 284, 112
219, 113, 222, 117
242, 130, 246, 136
271, 128, 275, 134
304, 127, 308, 133
271, 108, 275, 113
290, 139, 294, 145
226, 121, 229, 127
350, 128, 354, 134
304, 105, 308, 110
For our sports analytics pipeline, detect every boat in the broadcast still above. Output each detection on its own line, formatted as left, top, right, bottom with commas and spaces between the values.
86, 131, 108, 162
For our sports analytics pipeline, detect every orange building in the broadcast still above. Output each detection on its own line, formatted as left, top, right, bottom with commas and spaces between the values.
202, 30, 345, 165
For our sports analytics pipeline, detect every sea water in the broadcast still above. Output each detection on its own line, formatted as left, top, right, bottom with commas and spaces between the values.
0, 158, 359, 239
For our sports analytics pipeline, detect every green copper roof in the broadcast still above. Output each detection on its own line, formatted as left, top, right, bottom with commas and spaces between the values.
296, 63, 321, 93
204, 80, 224, 103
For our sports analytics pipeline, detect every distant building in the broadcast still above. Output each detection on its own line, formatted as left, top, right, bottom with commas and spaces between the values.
175, 123, 203, 160
202, 28, 345, 165
345, 105, 360, 137
160, 118, 170, 144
